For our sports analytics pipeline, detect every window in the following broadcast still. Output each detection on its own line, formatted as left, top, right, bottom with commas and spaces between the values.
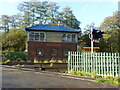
51, 49, 57, 56
36, 48, 44, 56
62, 34, 77, 43
40, 33, 45, 41
67, 34, 71, 42
64, 49, 69, 56
29, 32, 46, 41
35, 33, 39, 41
29, 32, 34, 41
62, 34, 67, 42
72, 34, 76, 42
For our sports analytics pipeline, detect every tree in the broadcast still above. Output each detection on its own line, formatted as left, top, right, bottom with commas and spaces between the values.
2, 29, 27, 51
18, 2, 33, 26
17, 1, 80, 29
0, 15, 10, 33
99, 11, 120, 53
9, 14, 22, 29
47, 2, 60, 24
35, 1, 50, 24
60, 7, 80, 29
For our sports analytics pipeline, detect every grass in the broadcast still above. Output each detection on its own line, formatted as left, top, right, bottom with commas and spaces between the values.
67, 70, 120, 85
96, 77, 120, 85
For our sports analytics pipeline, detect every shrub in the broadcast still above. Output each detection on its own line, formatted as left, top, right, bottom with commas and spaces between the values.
50, 63, 53, 67
34, 58, 39, 63
68, 70, 78, 75
113, 77, 120, 85
57, 60, 63, 63
43, 60, 49, 63
96, 77, 120, 85
50, 60, 57, 63
2, 51, 27, 63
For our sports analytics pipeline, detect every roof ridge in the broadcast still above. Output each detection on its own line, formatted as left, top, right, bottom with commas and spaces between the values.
25, 24, 81, 33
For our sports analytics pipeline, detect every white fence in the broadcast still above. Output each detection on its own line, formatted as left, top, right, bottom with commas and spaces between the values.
68, 52, 120, 77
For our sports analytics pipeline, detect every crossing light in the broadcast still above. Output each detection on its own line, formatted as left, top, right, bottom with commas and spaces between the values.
92, 28, 104, 40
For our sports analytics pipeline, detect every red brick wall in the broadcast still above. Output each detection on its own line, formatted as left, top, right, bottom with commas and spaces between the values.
28, 41, 77, 60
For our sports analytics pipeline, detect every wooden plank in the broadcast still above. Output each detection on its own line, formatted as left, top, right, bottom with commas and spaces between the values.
112, 53, 114, 77
101, 53, 104, 77
68, 51, 70, 72
88, 52, 91, 73
74, 52, 77, 71
70, 51, 73, 71
106, 53, 109, 76
77, 51, 79, 72
95, 52, 98, 74
83, 52, 85, 72
114, 53, 117, 77
109, 53, 112, 76
103, 52, 106, 76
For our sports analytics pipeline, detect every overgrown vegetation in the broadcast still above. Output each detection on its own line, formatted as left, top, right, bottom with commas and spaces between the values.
2, 52, 67, 64
67, 70, 120, 85
96, 77, 120, 85
33, 59, 67, 63
2, 29, 27, 51
2, 51, 27, 64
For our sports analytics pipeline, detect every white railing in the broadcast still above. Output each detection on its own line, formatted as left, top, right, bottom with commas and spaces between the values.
68, 52, 120, 77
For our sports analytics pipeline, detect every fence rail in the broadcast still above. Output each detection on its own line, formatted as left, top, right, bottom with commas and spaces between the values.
68, 52, 120, 77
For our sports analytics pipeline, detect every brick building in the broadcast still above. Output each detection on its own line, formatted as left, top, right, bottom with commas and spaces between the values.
25, 24, 81, 60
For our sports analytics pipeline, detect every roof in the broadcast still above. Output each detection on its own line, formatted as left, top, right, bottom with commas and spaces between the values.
25, 24, 81, 33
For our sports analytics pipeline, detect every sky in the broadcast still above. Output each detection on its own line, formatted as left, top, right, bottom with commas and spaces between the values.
0, 0, 119, 32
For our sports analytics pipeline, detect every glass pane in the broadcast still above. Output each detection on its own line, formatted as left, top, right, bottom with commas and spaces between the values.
35, 33, 39, 40
40, 33, 45, 41
67, 34, 71, 42
64, 49, 69, 56
29, 32, 34, 41
62, 34, 67, 42
72, 34, 76, 42
51, 49, 57, 56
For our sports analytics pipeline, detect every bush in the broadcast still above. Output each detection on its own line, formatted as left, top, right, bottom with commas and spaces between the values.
57, 60, 63, 63
68, 70, 78, 75
43, 60, 49, 63
96, 77, 120, 85
2, 51, 27, 63
50, 59, 57, 63
34, 58, 39, 63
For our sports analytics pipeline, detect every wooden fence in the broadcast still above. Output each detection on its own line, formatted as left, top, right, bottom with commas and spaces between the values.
68, 52, 120, 77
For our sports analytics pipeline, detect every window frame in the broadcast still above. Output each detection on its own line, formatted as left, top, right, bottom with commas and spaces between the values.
67, 34, 72, 42
72, 34, 77, 42
62, 33, 77, 43
62, 34, 67, 42
29, 32, 46, 41
51, 48, 57, 56
64, 48, 70, 56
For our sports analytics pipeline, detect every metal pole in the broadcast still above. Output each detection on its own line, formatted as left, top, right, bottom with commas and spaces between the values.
91, 26, 93, 53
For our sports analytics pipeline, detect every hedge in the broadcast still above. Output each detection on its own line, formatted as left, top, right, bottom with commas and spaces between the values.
2, 51, 27, 63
